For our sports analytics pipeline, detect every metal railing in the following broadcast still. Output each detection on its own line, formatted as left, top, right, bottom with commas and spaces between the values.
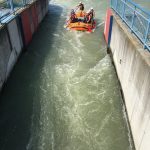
111, 0, 150, 52
0, 0, 35, 23
0, 0, 34, 10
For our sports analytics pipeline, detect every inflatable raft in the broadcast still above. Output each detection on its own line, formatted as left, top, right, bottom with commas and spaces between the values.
64, 11, 96, 33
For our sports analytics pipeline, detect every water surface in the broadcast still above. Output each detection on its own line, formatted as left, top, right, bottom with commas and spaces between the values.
0, 0, 134, 150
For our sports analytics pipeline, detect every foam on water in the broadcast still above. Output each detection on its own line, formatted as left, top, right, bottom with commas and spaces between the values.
0, 0, 135, 150
28, 3, 135, 148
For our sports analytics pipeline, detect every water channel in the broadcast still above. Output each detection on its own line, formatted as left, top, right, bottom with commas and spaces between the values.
0, 0, 140, 149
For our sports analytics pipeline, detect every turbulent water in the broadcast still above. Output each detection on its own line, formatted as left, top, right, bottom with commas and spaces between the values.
0, 0, 135, 150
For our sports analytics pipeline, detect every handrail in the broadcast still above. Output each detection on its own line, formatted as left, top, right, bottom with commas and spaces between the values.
128, 0, 150, 16
0, 0, 36, 23
0, 8, 21, 23
111, 0, 150, 52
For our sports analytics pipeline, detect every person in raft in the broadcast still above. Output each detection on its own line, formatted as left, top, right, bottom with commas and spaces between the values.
70, 9, 77, 23
86, 8, 95, 23
76, 1, 84, 11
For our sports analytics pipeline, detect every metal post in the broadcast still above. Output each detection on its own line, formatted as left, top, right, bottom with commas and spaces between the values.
115, 0, 118, 12
122, 0, 126, 19
144, 21, 150, 49
23, 0, 26, 6
10, 0, 14, 12
131, 6, 136, 32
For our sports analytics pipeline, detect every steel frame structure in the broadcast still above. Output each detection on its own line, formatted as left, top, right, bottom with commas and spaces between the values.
111, 0, 150, 51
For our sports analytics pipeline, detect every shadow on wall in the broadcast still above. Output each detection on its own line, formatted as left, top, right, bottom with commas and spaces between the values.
0, 4, 63, 150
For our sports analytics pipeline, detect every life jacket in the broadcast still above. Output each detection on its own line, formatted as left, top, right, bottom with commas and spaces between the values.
87, 15, 92, 22
86, 12, 93, 23
80, 11, 85, 17
70, 13, 76, 21
89, 11, 94, 18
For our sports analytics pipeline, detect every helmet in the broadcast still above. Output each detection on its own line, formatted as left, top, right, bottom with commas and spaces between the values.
90, 7, 93, 10
71, 9, 75, 13
79, 1, 82, 4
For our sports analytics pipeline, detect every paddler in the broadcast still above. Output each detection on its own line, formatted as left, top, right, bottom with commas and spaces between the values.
70, 9, 77, 23
86, 8, 95, 23
76, 1, 84, 11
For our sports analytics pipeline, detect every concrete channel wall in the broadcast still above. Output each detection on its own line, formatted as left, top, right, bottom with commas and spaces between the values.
0, 0, 49, 91
105, 9, 150, 150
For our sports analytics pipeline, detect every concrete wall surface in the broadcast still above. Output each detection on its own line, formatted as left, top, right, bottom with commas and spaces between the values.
6, 50, 17, 78
110, 12, 150, 150
0, 0, 49, 91
0, 26, 12, 90
7, 18, 23, 56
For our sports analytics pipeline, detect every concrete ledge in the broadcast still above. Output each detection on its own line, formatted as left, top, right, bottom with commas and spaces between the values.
0, 0, 49, 91
110, 10, 150, 150
112, 11, 150, 65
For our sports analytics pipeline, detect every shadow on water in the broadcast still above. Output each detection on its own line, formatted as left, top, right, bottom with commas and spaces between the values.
0, 4, 63, 150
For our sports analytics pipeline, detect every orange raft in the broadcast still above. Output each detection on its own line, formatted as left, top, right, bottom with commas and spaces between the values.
64, 11, 96, 33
